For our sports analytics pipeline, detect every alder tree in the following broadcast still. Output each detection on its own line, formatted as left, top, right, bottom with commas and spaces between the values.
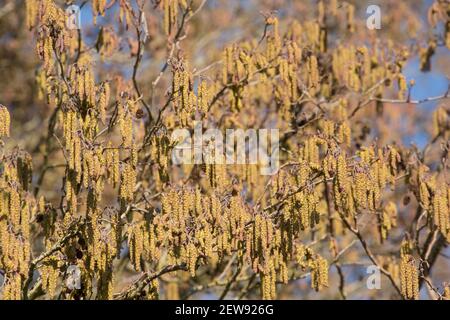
0, 0, 449, 300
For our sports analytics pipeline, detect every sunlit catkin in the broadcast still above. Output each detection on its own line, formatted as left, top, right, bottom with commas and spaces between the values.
307, 55, 320, 95
93, 0, 107, 22
337, 121, 351, 147
400, 253, 419, 300
432, 186, 449, 239
119, 163, 136, 203
119, 104, 133, 148
163, 0, 180, 35
260, 260, 277, 300
198, 80, 211, 115
41, 257, 59, 298
0, 105, 11, 137
432, 105, 448, 137
398, 74, 407, 100
25, 0, 38, 30
380, 201, 397, 241
128, 223, 144, 271
336, 153, 349, 192
444, 285, 450, 300
387, 146, 401, 177
346, 4, 355, 33
106, 144, 120, 187
310, 255, 329, 291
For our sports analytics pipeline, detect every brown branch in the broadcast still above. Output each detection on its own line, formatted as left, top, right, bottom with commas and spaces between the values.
132, 13, 153, 124
338, 211, 403, 298
350, 83, 449, 118
219, 264, 242, 300
419, 229, 446, 291
114, 263, 188, 300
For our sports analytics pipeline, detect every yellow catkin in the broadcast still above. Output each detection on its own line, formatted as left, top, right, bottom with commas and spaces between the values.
338, 121, 351, 147
308, 55, 320, 95
433, 186, 449, 238
166, 282, 180, 300
25, 0, 38, 30
119, 105, 133, 148
318, 1, 325, 25
86, 69, 96, 106
198, 80, 210, 115
347, 4, 355, 33
260, 260, 277, 300
93, 0, 107, 20
419, 182, 430, 210
444, 285, 450, 300
106, 146, 120, 187
381, 201, 397, 241
398, 74, 408, 100
43, 37, 53, 74
129, 223, 144, 271
311, 256, 329, 291
163, 0, 179, 35
432, 106, 448, 137
9, 187, 21, 229
336, 153, 349, 192
0, 105, 11, 137
187, 242, 197, 277
2, 274, 23, 300
388, 146, 401, 177
400, 254, 419, 300
77, 70, 85, 100
73, 135, 82, 184
120, 163, 136, 203
41, 257, 59, 298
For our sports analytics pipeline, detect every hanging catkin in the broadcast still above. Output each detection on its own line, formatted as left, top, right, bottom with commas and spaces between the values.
400, 241, 419, 300
0, 105, 11, 137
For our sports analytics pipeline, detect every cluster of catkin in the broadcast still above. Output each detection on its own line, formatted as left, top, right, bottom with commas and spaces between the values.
157, 188, 252, 275
29, 27, 140, 297
380, 202, 398, 242
32, 0, 72, 74
97, 28, 119, 59
276, 41, 301, 115
4, 0, 448, 301
163, 0, 188, 35
284, 185, 321, 232
332, 45, 390, 93
70, 56, 97, 107
331, 145, 399, 219
417, 166, 450, 241
222, 44, 263, 112
92, 0, 107, 23
399, 241, 419, 300
172, 65, 197, 126
216, 13, 405, 125
125, 185, 331, 300
296, 244, 329, 291
171, 62, 213, 125
0, 154, 34, 299
265, 129, 403, 244
251, 214, 285, 300
321, 119, 351, 148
